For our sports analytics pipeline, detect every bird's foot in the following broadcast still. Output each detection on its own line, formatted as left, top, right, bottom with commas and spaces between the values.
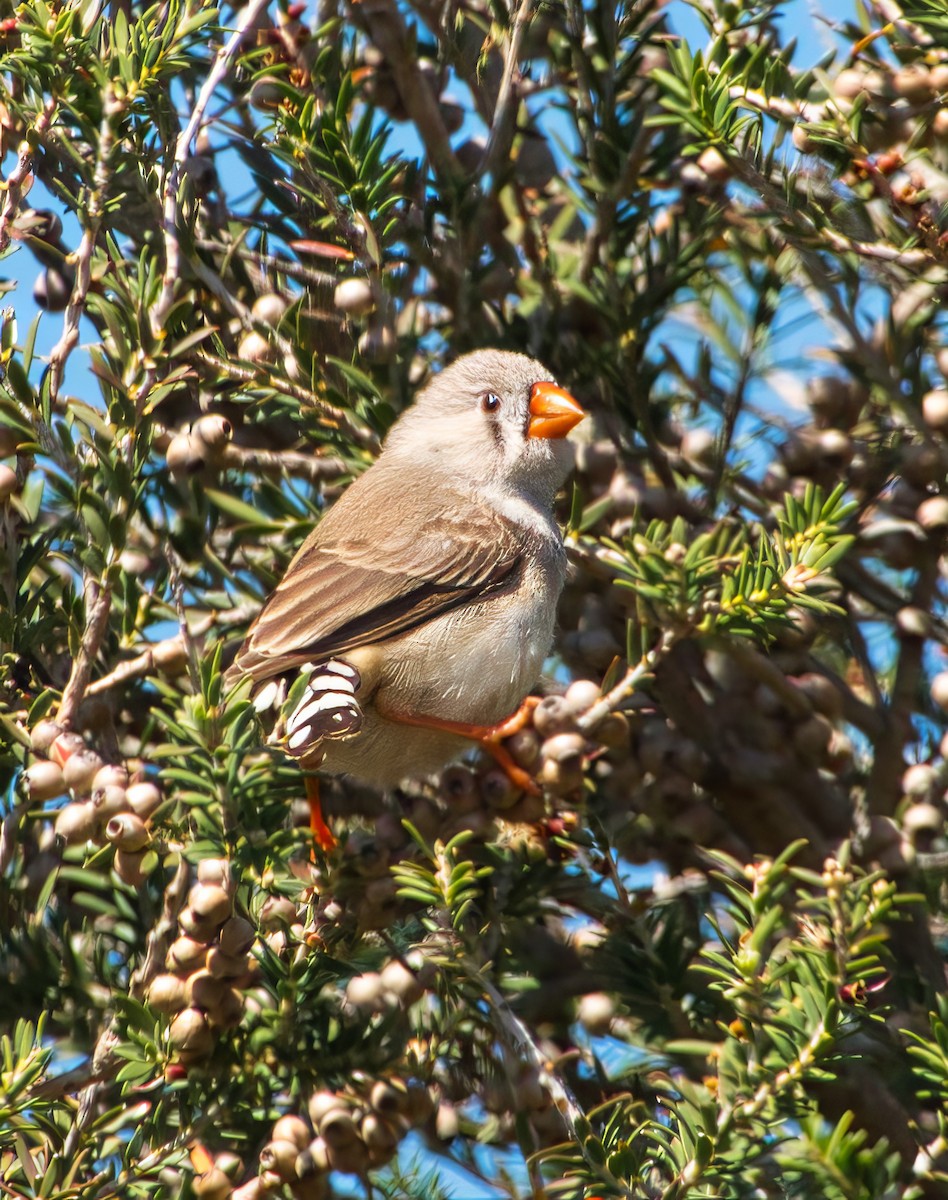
378, 696, 542, 796
305, 775, 337, 852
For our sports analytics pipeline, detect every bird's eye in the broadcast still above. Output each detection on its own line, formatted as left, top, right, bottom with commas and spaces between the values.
480, 392, 501, 413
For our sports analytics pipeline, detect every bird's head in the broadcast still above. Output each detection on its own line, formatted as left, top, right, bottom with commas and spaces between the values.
383, 350, 586, 503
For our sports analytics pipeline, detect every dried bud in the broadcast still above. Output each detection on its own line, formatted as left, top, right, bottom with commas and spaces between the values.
93, 764, 128, 791
25, 760, 65, 803
260, 894, 297, 928
577, 991, 615, 1035
54, 800, 98, 843
188, 883, 231, 925
30, 719, 64, 754
168, 1006, 214, 1060
218, 915, 254, 957
272, 1115, 311, 1151
62, 748, 105, 793
126, 781, 162, 818
166, 431, 207, 478
334, 277, 375, 316
193, 1166, 231, 1200
479, 768, 519, 810
345, 972, 388, 1014
197, 857, 232, 888
533, 694, 575, 737
252, 291, 288, 325
922, 388, 948, 431
114, 848, 148, 886
167, 935, 209, 975
307, 1092, 342, 1128
379, 959, 424, 1006
260, 1139, 300, 1181
206, 947, 250, 980
147, 972, 189, 1014
191, 413, 233, 452
361, 1113, 398, 1164
188, 969, 228, 1010
106, 811, 149, 851
318, 1107, 360, 1148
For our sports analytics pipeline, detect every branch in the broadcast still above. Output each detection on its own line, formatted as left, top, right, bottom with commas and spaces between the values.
0, 99, 57, 252
479, 0, 535, 186
56, 574, 113, 729
576, 628, 679, 734
152, 0, 272, 335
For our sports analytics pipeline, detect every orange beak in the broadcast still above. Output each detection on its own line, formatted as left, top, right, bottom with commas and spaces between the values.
527, 382, 586, 439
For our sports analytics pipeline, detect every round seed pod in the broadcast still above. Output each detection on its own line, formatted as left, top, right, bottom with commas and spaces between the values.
917, 496, 948, 532
439, 764, 481, 812
62, 748, 104, 793
166, 431, 207, 478
114, 848, 148, 886
193, 1166, 231, 1200
357, 322, 395, 363
902, 802, 943, 837
533, 695, 576, 737
54, 799, 98, 843
93, 764, 128, 791
307, 1092, 342, 1129
272, 1115, 311, 1151
259, 894, 297, 929
296, 1137, 330, 1179
188, 969, 227, 1010
564, 678, 602, 713
252, 292, 288, 325
48, 731, 86, 768
505, 728, 540, 769
147, 972, 189, 1014
791, 715, 832, 765
577, 991, 615, 1035
191, 413, 233, 452
903, 762, 937, 799
231, 1181, 266, 1200
30, 719, 64, 755
218, 915, 255, 957
260, 1139, 300, 1181
369, 1080, 408, 1120
697, 146, 729, 182
167, 935, 210, 975
334, 277, 375, 316
106, 811, 148, 851
536, 756, 584, 795
126, 781, 162, 818
318, 1107, 360, 1149
188, 883, 231, 925
25, 760, 65, 803
897, 606, 932, 639
290, 1174, 329, 1200
179, 907, 221, 943
206, 986, 243, 1029
168, 1006, 213, 1059
930, 671, 948, 713
480, 768, 519, 810
379, 959, 424, 1007
361, 1113, 398, 1164
922, 388, 948, 431
345, 972, 388, 1014
33, 266, 72, 311
237, 330, 273, 365
541, 732, 586, 765
206, 947, 250, 980
196, 857, 232, 889
893, 64, 934, 102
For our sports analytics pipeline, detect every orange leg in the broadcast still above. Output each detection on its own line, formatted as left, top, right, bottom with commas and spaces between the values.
305, 775, 337, 851
378, 696, 542, 795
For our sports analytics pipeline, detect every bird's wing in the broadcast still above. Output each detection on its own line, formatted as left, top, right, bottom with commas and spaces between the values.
232, 480, 525, 683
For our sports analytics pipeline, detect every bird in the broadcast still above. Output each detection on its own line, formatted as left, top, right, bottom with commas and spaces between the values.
227, 349, 586, 846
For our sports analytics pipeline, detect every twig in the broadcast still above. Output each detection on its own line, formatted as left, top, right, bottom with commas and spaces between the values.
0, 99, 57, 252
56, 574, 113, 729
479, 0, 535, 186
130, 857, 190, 998
218, 442, 349, 481
47, 91, 118, 401
355, 0, 460, 183
576, 628, 679, 734
152, 0, 272, 335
